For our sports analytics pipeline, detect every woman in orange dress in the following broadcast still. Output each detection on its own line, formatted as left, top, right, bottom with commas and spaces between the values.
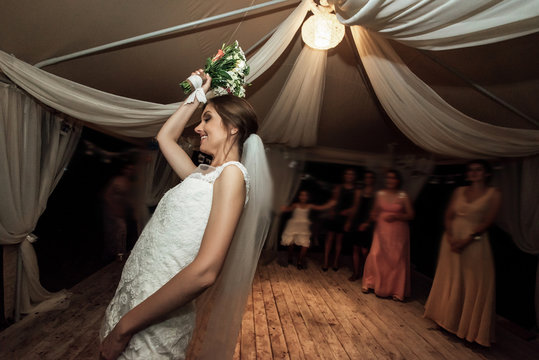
424, 160, 501, 347
361, 169, 414, 301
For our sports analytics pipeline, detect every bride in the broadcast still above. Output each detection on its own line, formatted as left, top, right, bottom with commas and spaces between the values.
99, 70, 273, 359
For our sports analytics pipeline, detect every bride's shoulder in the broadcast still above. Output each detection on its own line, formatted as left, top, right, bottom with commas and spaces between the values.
214, 163, 250, 205
219, 162, 249, 183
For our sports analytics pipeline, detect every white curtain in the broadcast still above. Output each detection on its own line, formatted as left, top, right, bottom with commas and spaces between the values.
494, 156, 539, 326
329, 0, 539, 50
0, 83, 81, 316
393, 155, 435, 202
259, 46, 327, 147
264, 146, 305, 251
351, 26, 539, 158
0, 51, 173, 137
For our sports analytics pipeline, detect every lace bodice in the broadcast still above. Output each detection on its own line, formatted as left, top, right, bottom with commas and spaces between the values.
101, 161, 249, 359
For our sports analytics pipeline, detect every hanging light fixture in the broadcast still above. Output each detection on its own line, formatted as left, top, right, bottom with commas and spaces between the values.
301, 2, 345, 50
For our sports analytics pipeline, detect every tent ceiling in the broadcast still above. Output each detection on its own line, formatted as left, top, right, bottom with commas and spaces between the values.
2, 0, 538, 156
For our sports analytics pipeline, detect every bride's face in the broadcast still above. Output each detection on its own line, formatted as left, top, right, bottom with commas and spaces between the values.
195, 104, 230, 156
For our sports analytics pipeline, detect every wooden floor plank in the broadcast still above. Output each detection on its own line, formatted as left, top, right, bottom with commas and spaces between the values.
264, 263, 306, 360
293, 263, 381, 360
1, 255, 538, 360
258, 265, 290, 360
328, 265, 473, 360
268, 262, 320, 360
343, 270, 479, 360
233, 332, 241, 360
279, 263, 340, 360
240, 285, 256, 360
312, 266, 409, 359
293, 264, 362, 360
252, 270, 273, 359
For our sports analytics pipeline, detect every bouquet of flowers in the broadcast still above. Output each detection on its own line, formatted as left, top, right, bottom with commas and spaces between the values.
180, 41, 250, 98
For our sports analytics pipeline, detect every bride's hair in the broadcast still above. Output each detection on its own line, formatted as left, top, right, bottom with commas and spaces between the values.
205, 95, 258, 155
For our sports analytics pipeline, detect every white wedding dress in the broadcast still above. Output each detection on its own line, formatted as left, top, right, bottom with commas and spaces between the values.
100, 161, 249, 360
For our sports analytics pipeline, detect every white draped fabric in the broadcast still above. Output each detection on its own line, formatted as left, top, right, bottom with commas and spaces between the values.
0, 83, 80, 316
264, 146, 305, 250
259, 46, 327, 147
393, 155, 435, 202
351, 26, 539, 158
246, 0, 311, 82
0, 1, 311, 139
329, 0, 539, 50
0, 51, 172, 138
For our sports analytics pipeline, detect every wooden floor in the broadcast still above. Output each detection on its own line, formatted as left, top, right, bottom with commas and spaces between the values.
1, 256, 538, 359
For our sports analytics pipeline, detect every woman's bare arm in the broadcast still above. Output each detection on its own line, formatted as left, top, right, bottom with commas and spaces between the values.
311, 185, 339, 211
444, 188, 459, 237
281, 203, 297, 212
397, 192, 415, 221
471, 189, 501, 235
368, 191, 381, 223
156, 72, 211, 179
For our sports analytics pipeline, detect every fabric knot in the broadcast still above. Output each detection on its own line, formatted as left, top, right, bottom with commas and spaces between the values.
25, 233, 38, 243
184, 75, 207, 104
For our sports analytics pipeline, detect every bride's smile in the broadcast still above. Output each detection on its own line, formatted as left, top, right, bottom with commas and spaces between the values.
195, 103, 237, 163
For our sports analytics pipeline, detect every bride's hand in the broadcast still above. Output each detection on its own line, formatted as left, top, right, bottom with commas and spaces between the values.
191, 69, 212, 93
99, 324, 132, 360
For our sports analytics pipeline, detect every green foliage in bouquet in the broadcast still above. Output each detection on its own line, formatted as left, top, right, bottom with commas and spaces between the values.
180, 41, 250, 98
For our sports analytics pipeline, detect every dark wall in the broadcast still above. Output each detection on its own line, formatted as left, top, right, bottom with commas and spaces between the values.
33, 128, 137, 291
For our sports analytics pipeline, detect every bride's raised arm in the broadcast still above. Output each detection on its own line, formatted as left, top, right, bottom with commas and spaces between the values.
156, 70, 211, 179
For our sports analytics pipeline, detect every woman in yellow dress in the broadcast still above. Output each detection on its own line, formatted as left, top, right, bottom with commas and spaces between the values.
424, 160, 501, 347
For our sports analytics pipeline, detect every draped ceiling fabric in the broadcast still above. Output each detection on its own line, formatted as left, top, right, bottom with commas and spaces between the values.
351, 26, 539, 158
245, 0, 311, 82
259, 46, 327, 147
0, 0, 310, 140
0, 51, 176, 138
329, 0, 539, 50
0, 83, 80, 317
1, 0, 537, 153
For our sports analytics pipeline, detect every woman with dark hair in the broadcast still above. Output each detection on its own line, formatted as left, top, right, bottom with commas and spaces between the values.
349, 170, 376, 281
361, 169, 414, 301
99, 70, 273, 359
322, 168, 361, 271
424, 160, 500, 347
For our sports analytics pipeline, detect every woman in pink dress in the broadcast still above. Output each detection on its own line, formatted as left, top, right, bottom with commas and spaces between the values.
361, 170, 414, 301
424, 160, 500, 347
